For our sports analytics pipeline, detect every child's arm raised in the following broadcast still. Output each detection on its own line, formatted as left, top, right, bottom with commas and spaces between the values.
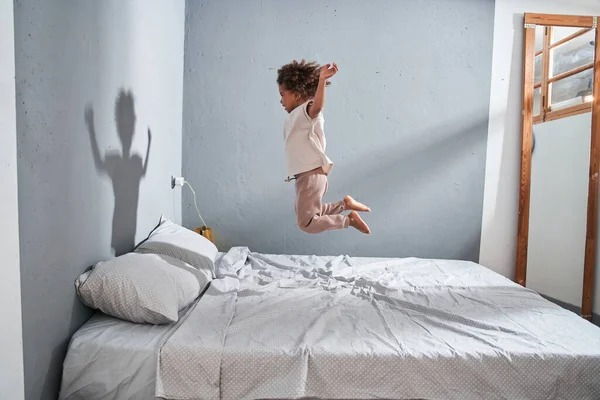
143, 128, 152, 176
307, 62, 338, 119
85, 106, 107, 173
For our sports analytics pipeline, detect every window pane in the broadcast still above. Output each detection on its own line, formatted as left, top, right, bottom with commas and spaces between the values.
535, 55, 542, 83
534, 87, 541, 116
552, 26, 583, 44
551, 30, 595, 77
550, 68, 594, 110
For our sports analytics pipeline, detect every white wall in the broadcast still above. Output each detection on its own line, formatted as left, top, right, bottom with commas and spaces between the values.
0, 0, 25, 399
527, 113, 591, 306
480, 0, 600, 281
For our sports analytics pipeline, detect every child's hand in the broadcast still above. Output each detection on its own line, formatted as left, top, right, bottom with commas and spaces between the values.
320, 62, 338, 81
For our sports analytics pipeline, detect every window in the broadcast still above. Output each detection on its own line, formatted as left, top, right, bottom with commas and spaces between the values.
533, 26, 595, 124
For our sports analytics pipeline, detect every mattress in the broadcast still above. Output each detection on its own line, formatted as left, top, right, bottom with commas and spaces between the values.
61, 248, 600, 400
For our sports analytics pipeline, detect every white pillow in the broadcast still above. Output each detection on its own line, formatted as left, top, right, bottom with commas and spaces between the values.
135, 217, 218, 279
75, 252, 201, 324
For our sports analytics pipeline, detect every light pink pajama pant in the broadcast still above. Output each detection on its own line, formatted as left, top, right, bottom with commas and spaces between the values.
294, 168, 349, 234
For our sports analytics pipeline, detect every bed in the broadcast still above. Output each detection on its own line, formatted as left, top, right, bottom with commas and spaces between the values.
60, 247, 600, 400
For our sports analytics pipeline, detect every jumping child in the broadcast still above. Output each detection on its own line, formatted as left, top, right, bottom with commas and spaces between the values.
277, 60, 371, 234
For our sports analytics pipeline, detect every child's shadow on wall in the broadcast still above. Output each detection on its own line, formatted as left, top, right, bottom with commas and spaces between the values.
85, 89, 151, 256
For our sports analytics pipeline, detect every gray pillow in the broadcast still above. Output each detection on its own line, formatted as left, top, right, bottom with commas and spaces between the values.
135, 217, 218, 279
75, 252, 201, 324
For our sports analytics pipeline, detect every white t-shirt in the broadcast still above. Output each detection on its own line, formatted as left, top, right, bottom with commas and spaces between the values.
283, 100, 333, 179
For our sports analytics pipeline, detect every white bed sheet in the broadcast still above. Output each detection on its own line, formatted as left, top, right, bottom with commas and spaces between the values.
59, 312, 170, 400
59, 253, 226, 400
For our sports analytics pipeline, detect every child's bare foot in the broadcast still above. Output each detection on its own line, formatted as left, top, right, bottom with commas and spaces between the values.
348, 211, 371, 234
344, 195, 371, 212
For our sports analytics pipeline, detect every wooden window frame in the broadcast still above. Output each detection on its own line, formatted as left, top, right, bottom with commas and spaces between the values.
517, 13, 600, 322
533, 25, 594, 125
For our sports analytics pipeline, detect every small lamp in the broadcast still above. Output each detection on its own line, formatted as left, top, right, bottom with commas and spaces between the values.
194, 226, 213, 242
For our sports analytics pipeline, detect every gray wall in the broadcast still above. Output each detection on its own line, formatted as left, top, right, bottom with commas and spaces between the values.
182, 0, 495, 259
14, 1, 185, 398
0, 0, 25, 398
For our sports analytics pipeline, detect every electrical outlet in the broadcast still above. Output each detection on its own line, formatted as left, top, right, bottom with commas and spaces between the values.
171, 176, 185, 188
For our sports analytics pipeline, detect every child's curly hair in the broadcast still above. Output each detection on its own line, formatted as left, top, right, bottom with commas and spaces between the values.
277, 59, 331, 99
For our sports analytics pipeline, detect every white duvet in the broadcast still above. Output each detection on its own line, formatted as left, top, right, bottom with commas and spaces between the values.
156, 247, 600, 400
